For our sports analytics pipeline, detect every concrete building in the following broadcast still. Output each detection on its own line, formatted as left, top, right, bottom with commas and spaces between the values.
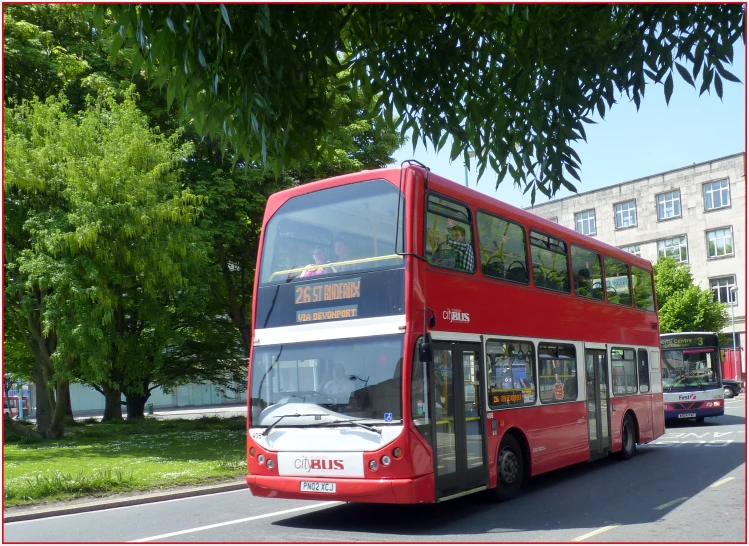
526, 153, 746, 376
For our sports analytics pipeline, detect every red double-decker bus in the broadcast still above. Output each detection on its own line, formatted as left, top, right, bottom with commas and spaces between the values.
246, 164, 665, 504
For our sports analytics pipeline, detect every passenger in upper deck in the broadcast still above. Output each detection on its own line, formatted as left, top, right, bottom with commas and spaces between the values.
333, 235, 356, 271
300, 247, 330, 277
443, 225, 475, 272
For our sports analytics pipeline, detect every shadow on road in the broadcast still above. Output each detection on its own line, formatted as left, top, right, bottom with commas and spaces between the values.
273, 441, 745, 539
666, 414, 745, 427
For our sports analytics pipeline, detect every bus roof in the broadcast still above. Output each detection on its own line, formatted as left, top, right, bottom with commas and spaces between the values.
266, 165, 653, 271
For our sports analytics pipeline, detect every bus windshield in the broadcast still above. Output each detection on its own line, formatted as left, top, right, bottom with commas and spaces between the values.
661, 348, 720, 390
250, 335, 404, 427
259, 179, 404, 285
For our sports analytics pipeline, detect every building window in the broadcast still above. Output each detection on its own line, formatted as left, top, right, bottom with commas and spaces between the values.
548, 217, 558, 223
620, 244, 641, 257
657, 235, 688, 263
710, 276, 737, 305
704, 179, 730, 211
656, 190, 681, 220
706, 227, 734, 259
575, 210, 596, 235
614, 200, 637, 229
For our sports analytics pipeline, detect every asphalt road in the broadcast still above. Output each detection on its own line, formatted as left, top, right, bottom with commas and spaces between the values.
5, 395, 745, 543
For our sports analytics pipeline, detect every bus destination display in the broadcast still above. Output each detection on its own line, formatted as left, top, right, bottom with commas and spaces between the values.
294, 278, 361, 323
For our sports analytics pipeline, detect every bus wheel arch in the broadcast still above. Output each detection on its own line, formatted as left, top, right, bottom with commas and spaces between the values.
619, 411, 637, 460
490, 428, 529, 502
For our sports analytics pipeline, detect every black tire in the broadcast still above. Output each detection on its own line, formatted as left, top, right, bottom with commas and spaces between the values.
695, 416, 705, 424
724, 386, 735, 399
619, 414, 636, 460
490, 434, 524, 502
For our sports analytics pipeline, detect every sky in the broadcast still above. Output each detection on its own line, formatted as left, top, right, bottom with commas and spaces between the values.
390, 44, 746, 211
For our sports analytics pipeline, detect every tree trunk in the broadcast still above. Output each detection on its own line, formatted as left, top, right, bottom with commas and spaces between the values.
31, 362, 54, 434
65, 387, 74, 418
124, 377, 152, 419
125, 393, 148, 419
45, 377, 69, 439
4, 414, 42, 440
101, 383, 123, 421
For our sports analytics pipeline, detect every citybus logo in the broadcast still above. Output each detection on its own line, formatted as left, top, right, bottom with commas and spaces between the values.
443, 308, 470, 324
678, 394, 698, 401
294, 457, 344, 472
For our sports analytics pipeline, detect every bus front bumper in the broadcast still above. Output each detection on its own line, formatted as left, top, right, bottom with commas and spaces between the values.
665, 406, 724, 420
246, 474, 433, 504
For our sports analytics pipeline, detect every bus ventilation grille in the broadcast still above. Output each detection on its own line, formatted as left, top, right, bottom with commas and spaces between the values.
672, 402, 703, 410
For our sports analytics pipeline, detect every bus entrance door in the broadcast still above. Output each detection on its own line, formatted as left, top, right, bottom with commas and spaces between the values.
585, 347, 611, 459
431, 341, 487, 500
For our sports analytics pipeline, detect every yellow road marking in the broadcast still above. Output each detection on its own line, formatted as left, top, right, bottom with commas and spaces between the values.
711, 477, 735, 488
654, 497, 689, 510
571, 525, 619, 542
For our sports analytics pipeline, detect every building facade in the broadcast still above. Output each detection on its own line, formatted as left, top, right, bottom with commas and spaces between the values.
526, 153, 746, 376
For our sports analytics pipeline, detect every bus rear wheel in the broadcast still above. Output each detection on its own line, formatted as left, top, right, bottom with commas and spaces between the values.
490, 434, 524, 502
619, 414, 636, 460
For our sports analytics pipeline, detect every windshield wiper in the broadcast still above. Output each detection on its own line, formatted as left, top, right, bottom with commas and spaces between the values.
310, 418, 382, 435
261, 413, 325, 436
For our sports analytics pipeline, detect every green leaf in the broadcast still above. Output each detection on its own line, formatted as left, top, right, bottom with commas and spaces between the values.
664, 72, 674, 105
674, 62, 695, 87
714, 72, 723, 100
109, 34, 124, 59
596, 97, 606, 119
714, 61, 742, 84
699, 68, 713, 96
220, 4, 232, 31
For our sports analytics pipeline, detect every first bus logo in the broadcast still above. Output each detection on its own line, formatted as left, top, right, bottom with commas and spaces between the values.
443, 308, 470, 324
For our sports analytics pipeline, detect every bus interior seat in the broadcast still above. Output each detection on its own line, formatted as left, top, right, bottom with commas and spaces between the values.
565, 378, 577, 400
483, 260, 505, 279
505, 264, 528, 283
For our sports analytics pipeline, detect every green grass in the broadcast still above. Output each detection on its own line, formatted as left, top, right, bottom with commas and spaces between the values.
3, 416, 247, 507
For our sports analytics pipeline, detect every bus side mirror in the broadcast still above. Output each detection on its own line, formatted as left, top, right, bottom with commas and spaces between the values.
419, 341, 433, 363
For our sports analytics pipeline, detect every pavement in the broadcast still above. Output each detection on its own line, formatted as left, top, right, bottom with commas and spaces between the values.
4, 403, 249, 523
16, 402, 247, 423
3, 480, 249, 523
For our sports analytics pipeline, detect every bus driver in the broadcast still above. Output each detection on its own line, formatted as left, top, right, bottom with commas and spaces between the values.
320, 363, 354, 403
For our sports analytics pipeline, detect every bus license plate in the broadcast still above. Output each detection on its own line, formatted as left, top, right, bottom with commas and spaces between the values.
678, 413, 696, 418
300, 481, 336, 493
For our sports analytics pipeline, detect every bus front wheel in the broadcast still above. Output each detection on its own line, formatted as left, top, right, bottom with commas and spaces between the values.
491, 434, 524, 502
619, 414, 636, 460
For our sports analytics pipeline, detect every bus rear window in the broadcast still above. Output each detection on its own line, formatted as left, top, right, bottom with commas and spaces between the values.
631, 265, 655, 311
259, 180, 404, 284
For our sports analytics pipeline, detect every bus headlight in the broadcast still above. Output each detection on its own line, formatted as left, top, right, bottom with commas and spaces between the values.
258, 454, 265, 464
380, 455, 391, 466
368, 460, 379, 471
266, 459, 274, 469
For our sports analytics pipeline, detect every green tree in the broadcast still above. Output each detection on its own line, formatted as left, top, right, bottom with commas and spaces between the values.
4, 92, 206, 424
654, 257, 728, 333
99, 4, 744, 202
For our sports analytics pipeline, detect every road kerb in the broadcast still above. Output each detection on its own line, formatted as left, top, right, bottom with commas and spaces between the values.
3, 481, 248, 523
